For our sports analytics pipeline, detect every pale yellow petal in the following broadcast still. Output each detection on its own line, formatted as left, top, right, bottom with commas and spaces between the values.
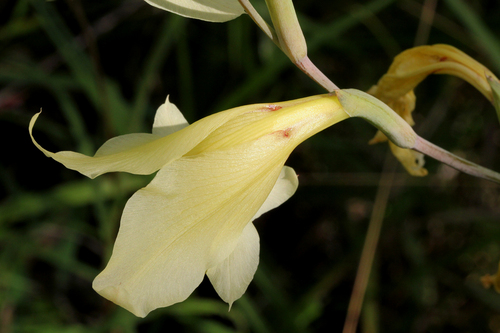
252, 166, 298, 221
189, 94, 349, 155
152, 96, 189, 137
205, 166, 297, 307
92, 131, 297, 317
144, 0, 244, 22
29, 105, 259, 178
206, 222, 259, 308
93, 133, 161, 156
89, 94, 351, 316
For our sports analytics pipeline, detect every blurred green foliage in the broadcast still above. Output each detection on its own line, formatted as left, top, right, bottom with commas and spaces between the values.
1, 0, 500, 332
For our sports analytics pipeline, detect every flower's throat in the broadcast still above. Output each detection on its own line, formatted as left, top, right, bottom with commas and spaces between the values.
185, 95, 349, 156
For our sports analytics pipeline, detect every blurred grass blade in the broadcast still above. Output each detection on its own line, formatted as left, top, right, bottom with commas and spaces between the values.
235, 296, 273, 333
488, 76, 500, 122
176, 32, 195, 119
105, 80, 134, 135
38, 244, 98, 281
293, 259, 352, 330
28, 0, 100, 107
444, 0, 500, 72
0, 60, 93, 152
253, 264, 303, 332
50, 87, 94, 154
0, 175, 149, 224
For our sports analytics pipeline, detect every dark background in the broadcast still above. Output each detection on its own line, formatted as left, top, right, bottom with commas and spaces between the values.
1, 0, 500, 332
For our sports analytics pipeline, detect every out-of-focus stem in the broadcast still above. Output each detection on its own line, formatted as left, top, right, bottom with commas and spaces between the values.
413, 136, 500, 183
413, 0, 437, 46
343, 153, 396, 333
237, 0, 279, 46
296, 57, 339, 92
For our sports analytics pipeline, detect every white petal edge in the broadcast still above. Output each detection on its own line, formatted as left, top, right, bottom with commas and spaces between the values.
152, 96, 189, 137
206, 222, 259, 308
252, 166, 298, 221
144, 0, 245, 22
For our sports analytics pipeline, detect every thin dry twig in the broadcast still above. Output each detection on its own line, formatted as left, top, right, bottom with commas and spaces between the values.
413, 0, 438, 46
342, 153, 396, 333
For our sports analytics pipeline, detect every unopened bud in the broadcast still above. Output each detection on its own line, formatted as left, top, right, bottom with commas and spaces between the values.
265, 0, 307, 63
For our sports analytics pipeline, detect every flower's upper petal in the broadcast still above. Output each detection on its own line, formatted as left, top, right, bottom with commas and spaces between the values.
206, 222, 259, 308
92, 131, 296, 317
144, 0, 244, 22
252, 166, 298, 221
152, 96, 189, 137
29, 104, 259, 179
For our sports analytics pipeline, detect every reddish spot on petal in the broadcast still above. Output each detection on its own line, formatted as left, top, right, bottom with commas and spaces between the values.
283, 128, 292, 137
439, 56, 448, 62
267, 104, 282, 111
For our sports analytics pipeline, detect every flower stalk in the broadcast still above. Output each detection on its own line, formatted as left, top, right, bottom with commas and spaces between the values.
336, 89, 500, 183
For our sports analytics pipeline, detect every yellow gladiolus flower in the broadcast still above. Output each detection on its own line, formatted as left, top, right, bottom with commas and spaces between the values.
30, 89, 500, 317
30, 94, 349, 317
368, 44, 500, 177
